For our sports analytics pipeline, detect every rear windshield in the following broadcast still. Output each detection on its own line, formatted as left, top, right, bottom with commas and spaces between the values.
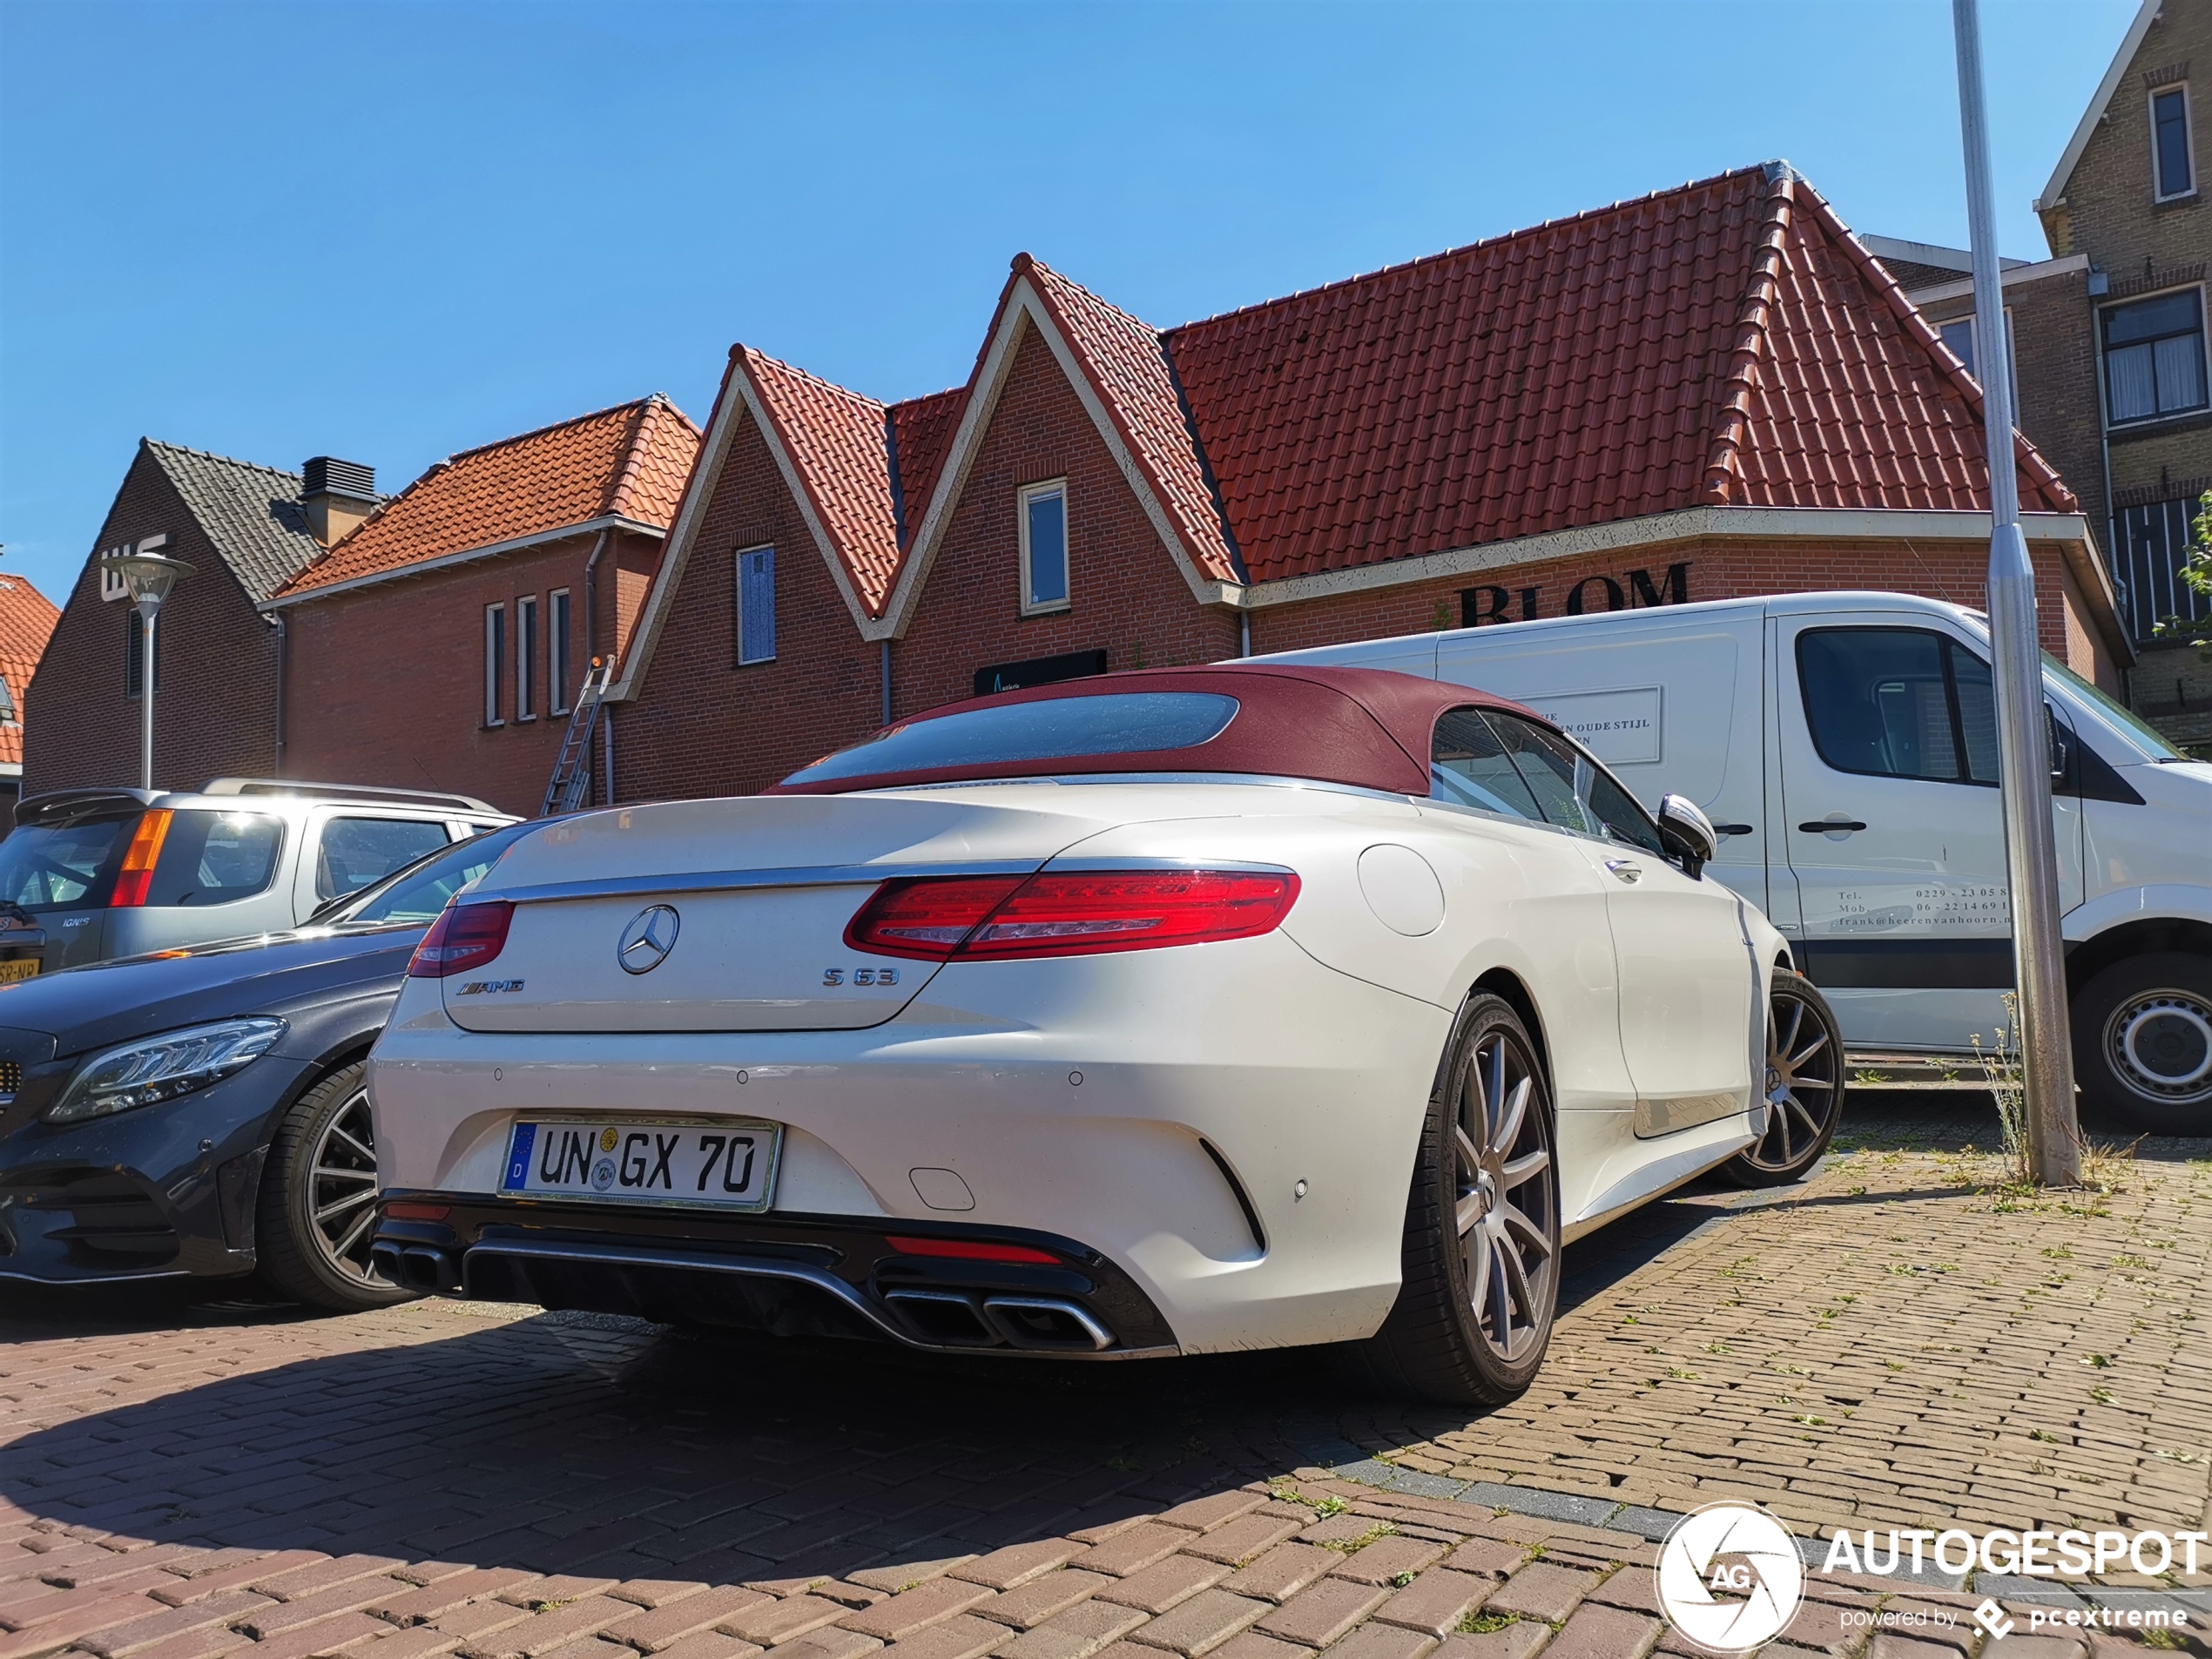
0, 818, 131, 911
782, 692, 1241, 786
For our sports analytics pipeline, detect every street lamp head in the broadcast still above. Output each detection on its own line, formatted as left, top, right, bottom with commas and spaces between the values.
97, 551, 196, 610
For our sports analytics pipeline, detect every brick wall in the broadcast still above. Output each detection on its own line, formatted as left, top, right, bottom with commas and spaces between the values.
613, 407, 886, 803
25, 450, 280, 794
279, 529, 655, 819
888, 325, 1239, 718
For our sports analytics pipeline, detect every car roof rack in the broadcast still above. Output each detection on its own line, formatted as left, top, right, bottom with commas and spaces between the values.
199, 778, 503, 814
15, 787, 159, 827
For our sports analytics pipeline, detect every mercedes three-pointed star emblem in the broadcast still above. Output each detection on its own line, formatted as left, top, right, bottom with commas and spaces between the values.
617, 904, 680, 974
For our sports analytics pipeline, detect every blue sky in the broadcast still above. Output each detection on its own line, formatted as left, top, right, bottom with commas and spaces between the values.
0, 0, 2139, 604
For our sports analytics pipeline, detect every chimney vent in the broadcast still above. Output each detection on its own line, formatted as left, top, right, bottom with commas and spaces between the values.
302, 455, 376, 546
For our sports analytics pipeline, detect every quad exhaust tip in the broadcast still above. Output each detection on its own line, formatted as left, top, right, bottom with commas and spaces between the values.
883, 1288, 1113, 1352
371, 1241, 462, 1293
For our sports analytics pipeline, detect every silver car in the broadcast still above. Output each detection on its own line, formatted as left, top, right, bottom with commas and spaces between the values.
0, 779, 515, 981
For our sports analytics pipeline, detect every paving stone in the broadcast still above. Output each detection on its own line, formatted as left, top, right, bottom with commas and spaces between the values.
1254, 1581, 1390, 1650
1151, 1499, 1265, 1537
374, 1573, 547, 1628
1194, 1637, 1306, 1659
1177, 1522, 1303, 1574
839, 1581, 995, 1643
1539, 1604, 1656, 1659
152, 1557, 334, 1608
75, 1591, 276, 1659
877, 1615, 1009, 1659
1368, 1573, 1492, 1638
243, 1610, 390, 1659
470, 1599, 639, 1659
1120, 1591, 1268, 1659
722, 1600, 851, 1649
653, 1637, 764, 1659
1426, 1627, 1547, 1659
240, 1580, 419, 1640
1216, 1549, 1333, 1609
771, 1632, 884, 1659
608, 1587, 711, 1614
1093, 1559, 1231, 1618
1476, 1567, 1595, 1627
993, 1602, 1150, 1659
1312, 1626, 1434, 1659
846, 1566, 976, 1598
1073, 1532, 1194, 1582
948, 1549, 1083, 1595
971, 1574, 1114, 1634
608, 1588, 777, 1653
1324, 1541, 1449, 1590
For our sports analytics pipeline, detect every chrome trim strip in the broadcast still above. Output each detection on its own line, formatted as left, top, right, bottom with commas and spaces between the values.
462, 1238, 1176, 1360
0, 1266, 199, 1285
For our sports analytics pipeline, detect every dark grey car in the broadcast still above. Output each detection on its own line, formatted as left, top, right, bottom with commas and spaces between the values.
0, 820, 541, 1309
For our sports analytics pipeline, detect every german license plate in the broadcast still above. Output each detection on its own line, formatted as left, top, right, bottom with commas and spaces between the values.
0, 959, 39, 984
501, 1118, 781, 1211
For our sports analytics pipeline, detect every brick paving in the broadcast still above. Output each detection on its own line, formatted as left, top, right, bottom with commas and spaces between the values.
0, 1096, 2205, 1659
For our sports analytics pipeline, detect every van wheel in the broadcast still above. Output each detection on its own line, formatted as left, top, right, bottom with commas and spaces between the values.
256, 1062, 416, 1312
1721, 970, 1844, 1186
2072, 954, 2212, 1136
1365, 994, 1560, 1406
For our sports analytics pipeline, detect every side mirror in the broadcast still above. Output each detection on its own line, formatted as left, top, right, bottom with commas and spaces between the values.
1656, 793, 1717, 880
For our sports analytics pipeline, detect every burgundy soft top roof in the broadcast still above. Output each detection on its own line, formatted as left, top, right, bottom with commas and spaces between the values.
765, 664, 1541, 797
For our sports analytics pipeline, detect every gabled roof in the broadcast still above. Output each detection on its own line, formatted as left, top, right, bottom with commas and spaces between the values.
272, 395, 699, 601
0, 573, 59, 769
142, 441, 322, 600
2036, 0, 2162, 219
738, 349, 904, 613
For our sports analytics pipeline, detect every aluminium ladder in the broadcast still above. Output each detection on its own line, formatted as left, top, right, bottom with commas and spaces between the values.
540, 656, 614, 817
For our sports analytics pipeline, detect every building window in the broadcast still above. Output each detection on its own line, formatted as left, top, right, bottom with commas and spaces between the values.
550, 589, 572, 715
2112, 495, 2212, 642
516, 594, 538, 721
484, 604, 505, 726
737, 546, 775, 665
0, 673, 16, 725
1020, 480, 1069, 614
2153, 86, 2195, 201
2102, 289, 2209, 423
124, 610, 160, 699
1938, 312, 2018, 408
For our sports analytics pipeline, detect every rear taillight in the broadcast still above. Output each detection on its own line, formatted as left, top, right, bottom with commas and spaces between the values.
109, 811, 172, 907
845, 869, 1298, 962
408, 900, 515, 977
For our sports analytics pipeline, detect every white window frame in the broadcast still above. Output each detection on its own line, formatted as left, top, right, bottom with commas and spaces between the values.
549, 589, 572, 715
2149, 83, 2196, 204
1018, 479, 1070, 617
736, 544, 776, 666
2098, 280, 2210, 428
483, 603, 505, 727
516, 593, 538, 722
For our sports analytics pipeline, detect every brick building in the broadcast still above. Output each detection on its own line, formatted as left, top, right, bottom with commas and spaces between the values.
606, 162, 2127, 803
24, 442, 347, 794
0, 572, 60, 819
262, 397, 698, 818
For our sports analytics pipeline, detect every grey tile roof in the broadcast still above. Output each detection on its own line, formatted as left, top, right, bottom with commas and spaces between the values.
143, 440, 322, 601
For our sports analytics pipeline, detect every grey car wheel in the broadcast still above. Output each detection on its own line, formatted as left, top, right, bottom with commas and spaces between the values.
1723, 968, 1843, 1185
2074, 953, 2212, 1136
256, 1062, 416, 1312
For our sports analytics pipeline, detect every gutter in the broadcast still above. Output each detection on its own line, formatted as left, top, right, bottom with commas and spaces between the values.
259, 515, 665, 611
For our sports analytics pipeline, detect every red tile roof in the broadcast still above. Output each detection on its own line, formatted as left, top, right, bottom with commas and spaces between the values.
0, 572, 59, 768
275, 395, 699, 598
676, 162, 2079, 625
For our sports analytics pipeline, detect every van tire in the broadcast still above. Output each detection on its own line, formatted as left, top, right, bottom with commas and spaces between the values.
2072, 953, 2212, 1136
256, 1062, 417, 1312
1364, 995, 1560, 1406
1721, 969, 1844, 1186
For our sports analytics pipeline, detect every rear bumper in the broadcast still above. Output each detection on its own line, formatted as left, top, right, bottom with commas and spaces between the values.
371, 1197, 1177, 1357
369, 936, 1455, 1353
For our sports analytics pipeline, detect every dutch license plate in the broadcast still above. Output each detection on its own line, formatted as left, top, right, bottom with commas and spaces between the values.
0, 959, 39, 984
502, 1118, 781, 1211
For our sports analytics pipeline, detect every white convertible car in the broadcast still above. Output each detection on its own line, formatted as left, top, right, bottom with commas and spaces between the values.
368, 665, 1836, 1403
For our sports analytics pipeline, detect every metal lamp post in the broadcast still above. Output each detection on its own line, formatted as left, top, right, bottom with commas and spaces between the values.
97, 550, 195, 792
1951, 0, 2082, 1184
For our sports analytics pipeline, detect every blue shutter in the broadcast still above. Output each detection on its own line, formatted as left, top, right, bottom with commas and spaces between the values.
738, 548, 776, 664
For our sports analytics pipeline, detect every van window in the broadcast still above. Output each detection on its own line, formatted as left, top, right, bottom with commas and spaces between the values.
1429, 708, 1543, 820
316, 818, 453, 902
145, 812, 283, 906
1482, 711, 1666, 853
1797, 629, 1998, 786
0, 817, 129, 910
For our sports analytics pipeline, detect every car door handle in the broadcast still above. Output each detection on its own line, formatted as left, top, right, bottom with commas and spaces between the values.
1715, 823, 1754, 837
1603, 859, 1642, 884
1797, 820, 1868, 834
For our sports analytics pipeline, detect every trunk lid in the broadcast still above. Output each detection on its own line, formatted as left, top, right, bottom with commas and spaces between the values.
443, 791, 1143, 1033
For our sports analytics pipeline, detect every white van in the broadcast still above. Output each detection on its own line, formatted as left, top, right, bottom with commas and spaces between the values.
1262, 591, 2212, 1135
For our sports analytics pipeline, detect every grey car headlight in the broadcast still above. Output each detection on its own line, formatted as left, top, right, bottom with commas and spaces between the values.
46, 1017, 287, 1123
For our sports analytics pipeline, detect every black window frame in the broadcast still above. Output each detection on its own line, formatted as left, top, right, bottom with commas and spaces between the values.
1796, 626, 2002, 788
2152, 85, 2195, 201
2100, 287, 2209, 426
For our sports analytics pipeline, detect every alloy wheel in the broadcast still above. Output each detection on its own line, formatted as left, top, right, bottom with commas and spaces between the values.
307, 1087, 383, 1285
2104, 988, 2212, 1105
1453, 1029, 1556, 1362
1741, 981, 1841, 1172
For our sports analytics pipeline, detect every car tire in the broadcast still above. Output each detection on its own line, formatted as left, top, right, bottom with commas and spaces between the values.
2072, 952, 2212, 1136
1720, 968, 1844, 1187
1365, 993, 1561, 1406
255, 1062, 417, 1312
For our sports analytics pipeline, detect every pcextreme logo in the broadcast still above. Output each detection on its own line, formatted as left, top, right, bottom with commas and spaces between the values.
1655, 1502, 1804, 1655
